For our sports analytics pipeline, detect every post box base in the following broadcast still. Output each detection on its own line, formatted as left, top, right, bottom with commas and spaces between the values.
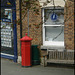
32, 60, 40, 65
22, 66, 32, 68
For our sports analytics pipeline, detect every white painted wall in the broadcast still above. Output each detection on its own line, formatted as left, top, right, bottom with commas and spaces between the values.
38, 0, 66, 7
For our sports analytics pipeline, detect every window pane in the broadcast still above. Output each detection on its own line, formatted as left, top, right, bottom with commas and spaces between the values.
45, 26, 64, 41
44, 9, 64, 25
1, 9, 12, 21
1, 8, 14, 55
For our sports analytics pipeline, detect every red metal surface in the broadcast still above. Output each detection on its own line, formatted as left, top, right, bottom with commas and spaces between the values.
20, 33, 32, 41
20, 33, 32, 67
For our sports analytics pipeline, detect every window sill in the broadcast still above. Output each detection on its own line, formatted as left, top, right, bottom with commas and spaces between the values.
41, 45, 65, 50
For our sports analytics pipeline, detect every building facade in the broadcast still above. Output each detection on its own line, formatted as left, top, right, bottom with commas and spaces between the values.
16, 0, 74, 63
1, 0, 74, 64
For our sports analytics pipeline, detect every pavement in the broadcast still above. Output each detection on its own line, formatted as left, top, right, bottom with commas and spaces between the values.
1, 58, 74, 75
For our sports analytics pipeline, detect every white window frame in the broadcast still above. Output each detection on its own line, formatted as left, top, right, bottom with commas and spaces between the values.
42, 8, 64, 46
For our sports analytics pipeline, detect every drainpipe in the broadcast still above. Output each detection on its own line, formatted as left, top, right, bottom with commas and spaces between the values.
19, 0, 22, 56
27, 8, 29, 36
19, 0, 22, 38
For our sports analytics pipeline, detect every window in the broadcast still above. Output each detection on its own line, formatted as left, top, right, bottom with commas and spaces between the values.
42, 8, 64, 46
1, 9, 12, 20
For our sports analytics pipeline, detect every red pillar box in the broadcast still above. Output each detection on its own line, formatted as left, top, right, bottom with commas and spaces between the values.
20, 33, 32, 67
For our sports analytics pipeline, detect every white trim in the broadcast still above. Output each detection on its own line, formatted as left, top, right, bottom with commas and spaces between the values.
41, 45, 65, 50
42, 9, 45, 45
43, 41, 64, 46
5, 9, 12, 10
44, 25, 64, 26
1, 53, 14, 57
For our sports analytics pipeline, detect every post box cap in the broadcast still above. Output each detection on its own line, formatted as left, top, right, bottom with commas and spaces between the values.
20, 33, 32, 41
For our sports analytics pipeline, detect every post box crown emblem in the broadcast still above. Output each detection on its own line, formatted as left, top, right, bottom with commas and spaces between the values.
20, 33, 32, 41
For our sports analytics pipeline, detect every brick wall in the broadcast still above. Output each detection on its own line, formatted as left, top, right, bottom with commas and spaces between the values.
16, 0, 42, 56
64, 0, 74, 50
22, 9, 42, 45
16, 0, 21, 56
16, 0, 74, 56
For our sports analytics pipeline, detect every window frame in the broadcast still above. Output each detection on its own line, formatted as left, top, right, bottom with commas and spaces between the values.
42, 8, 64, 46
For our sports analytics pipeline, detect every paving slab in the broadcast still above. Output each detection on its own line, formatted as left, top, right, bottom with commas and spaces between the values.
1, 58, 74, 75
